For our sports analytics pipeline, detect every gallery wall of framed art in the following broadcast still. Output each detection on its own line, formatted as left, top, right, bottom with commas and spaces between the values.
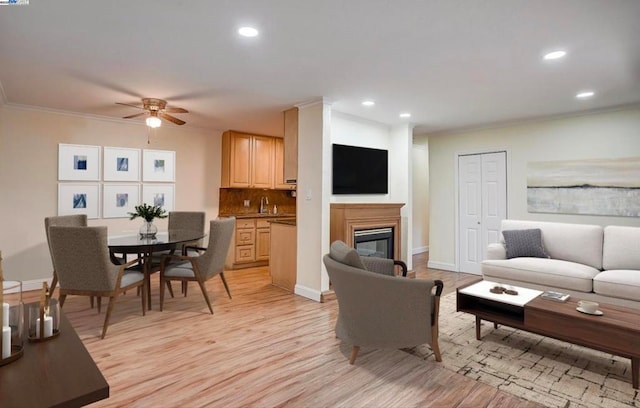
57, 144, 176, 219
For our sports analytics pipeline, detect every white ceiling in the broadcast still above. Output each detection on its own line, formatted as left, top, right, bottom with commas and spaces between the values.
1, 0, 639, 136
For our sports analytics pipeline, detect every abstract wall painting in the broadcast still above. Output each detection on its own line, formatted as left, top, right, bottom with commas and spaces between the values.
527, 157, 640, 217
58, 184, 100, 219
143, 149, 175, 182
142, 184, 175, 212
103, 184, 140, 218
58, 144, 101, 181
104, 147, 141, 181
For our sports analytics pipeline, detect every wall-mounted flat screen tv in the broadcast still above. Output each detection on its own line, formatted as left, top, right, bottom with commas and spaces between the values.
332, 144, 388, 194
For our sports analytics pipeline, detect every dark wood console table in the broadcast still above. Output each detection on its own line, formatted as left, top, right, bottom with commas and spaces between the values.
0, 304, 109, 407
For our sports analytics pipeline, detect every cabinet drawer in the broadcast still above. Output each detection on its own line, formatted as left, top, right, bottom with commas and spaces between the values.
256, 219, 272, 229
236, 219, 255, 229
235, 245, 255, 263
236, 229, 255, 245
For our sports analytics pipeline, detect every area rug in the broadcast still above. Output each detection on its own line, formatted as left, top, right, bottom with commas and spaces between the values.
406, 293, 639, 408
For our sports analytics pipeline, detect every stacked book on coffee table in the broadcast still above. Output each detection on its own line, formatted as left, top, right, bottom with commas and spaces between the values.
541, 291, 570, 302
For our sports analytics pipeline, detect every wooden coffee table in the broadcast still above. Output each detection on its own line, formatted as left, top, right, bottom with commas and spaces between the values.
457, 280, 640, 389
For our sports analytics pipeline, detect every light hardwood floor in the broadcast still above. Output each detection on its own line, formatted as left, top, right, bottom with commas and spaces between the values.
30, 253, 540, 407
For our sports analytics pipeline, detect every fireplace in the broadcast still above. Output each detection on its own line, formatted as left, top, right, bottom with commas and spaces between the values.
330, 203, 404, 261
354, 227, 394, 259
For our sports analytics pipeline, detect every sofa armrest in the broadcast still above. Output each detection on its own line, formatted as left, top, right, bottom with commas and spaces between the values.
486, 242, 506, 260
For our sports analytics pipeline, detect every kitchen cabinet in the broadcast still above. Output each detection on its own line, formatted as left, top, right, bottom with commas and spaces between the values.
270, 221, 297, 292
283, 107, 298, 184
255, 219, 271, 261
225, 217, 273, 269
274, 138, 295, 190
221, 131, 274, 188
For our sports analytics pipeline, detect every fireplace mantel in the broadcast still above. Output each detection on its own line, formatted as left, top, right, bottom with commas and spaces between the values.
330, 203, 404, 260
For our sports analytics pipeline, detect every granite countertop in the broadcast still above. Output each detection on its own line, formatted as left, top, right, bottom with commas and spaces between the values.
268, 218, 296, 226
220, 213, 296, 219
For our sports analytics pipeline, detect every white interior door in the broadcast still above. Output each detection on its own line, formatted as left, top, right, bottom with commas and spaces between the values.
458, 151, 507, 274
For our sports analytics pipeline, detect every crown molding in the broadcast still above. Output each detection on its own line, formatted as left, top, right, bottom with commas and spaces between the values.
295, 97, 334, 109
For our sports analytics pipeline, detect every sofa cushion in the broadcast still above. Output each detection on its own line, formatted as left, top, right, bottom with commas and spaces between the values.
502, 229, 549, 259
501, 220, 603, 270
603, 226, 640, 271
329, 240, 366, 270
482, 258, 600, 292
593, 270, 640, 302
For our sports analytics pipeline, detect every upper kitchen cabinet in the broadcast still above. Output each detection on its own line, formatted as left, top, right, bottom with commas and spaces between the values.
274, 138, 295, 190
221, 131, 274, 188
283, 107, 298, 184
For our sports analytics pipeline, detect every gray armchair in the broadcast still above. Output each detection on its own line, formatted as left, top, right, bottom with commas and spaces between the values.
49, 226, 146, 339
159, 217, 235, 314
323, 240, 443, 364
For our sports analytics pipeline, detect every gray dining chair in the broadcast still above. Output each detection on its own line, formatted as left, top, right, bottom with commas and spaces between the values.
323, 240, 444, 364
159, 217, 235, 314
49, 225, 146, 339
151, 211, 206, 296
44, 215, 87, 296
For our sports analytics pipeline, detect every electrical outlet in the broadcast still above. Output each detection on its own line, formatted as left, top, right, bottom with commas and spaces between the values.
243, 200, 250, 207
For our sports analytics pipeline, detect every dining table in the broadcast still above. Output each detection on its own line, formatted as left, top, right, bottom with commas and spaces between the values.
108, 229, 206, 310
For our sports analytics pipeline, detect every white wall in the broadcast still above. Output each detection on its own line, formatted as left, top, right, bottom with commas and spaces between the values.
426, 106, 640, 270
412, 136, 429, 254
294, 100, 332, 301
0, 105, 221, 284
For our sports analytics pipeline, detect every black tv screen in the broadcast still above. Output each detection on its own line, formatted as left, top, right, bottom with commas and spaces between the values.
332, 144, 388, 194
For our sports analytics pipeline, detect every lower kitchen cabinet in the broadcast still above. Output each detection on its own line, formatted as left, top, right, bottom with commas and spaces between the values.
225, 217, 272, 269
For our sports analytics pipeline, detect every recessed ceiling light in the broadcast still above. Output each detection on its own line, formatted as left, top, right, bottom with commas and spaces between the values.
399, 113, 411, 118
543, 50, 567, 60
362, 100, 375, 107
238, 26, 259, 37
576, 91, 595, 99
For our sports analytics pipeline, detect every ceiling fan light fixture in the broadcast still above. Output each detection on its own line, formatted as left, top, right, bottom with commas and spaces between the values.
146, 116, 162, 128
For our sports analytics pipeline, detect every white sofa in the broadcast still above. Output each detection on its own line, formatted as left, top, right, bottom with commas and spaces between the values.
481, 219, 640, 310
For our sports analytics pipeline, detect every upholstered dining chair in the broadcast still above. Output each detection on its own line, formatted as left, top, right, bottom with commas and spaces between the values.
159, 217, 235, 314
323, 240, 444, 365
44, 214, 87, 296
48, 225, 146, 339
151, 211, 206, 296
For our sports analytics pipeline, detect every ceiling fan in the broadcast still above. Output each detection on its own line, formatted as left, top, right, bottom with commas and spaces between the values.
116, 98, 188, 127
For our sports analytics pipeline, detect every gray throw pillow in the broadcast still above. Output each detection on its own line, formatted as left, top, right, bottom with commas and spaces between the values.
329, 240, 367, 270
502, 228, 549, 259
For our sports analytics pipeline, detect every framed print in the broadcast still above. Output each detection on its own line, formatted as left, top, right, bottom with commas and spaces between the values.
142, 184, 175, 212
58, 183, 100, 219
58, 144, 101, 181
143, 149, 175, 182
103, 184, 140, 218
104, 147, 141, 181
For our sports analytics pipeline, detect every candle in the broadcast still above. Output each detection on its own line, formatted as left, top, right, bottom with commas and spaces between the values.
36, 316, 54, 338
2, 326, 10, 359
2, 303, 8, 328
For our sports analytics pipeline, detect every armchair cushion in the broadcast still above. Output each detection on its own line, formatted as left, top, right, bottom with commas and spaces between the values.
329, 240, 366, 270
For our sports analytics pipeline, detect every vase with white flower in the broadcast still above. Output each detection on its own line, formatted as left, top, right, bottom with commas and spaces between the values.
128, 203, 167, 239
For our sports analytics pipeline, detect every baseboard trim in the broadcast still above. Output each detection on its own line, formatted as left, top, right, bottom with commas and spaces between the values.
427, 261, 457, 272
412, 246, 429, 255
294, 284, 322, 302
4, 278, 52, 293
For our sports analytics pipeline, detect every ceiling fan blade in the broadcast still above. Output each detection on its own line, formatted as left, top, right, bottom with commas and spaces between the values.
164, 106, 189, 113
122, 112, 147, 119
160, 113, 186, 125
116, 102, 144, 109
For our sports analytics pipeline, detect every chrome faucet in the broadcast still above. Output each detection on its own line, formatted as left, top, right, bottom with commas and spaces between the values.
259, 196, 269, 214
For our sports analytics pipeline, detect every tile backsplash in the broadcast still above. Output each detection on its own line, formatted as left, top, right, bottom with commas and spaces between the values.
219, 188, 296, 215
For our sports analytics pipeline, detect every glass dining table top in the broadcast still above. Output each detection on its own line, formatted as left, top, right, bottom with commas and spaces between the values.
108, 229, 206, 250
